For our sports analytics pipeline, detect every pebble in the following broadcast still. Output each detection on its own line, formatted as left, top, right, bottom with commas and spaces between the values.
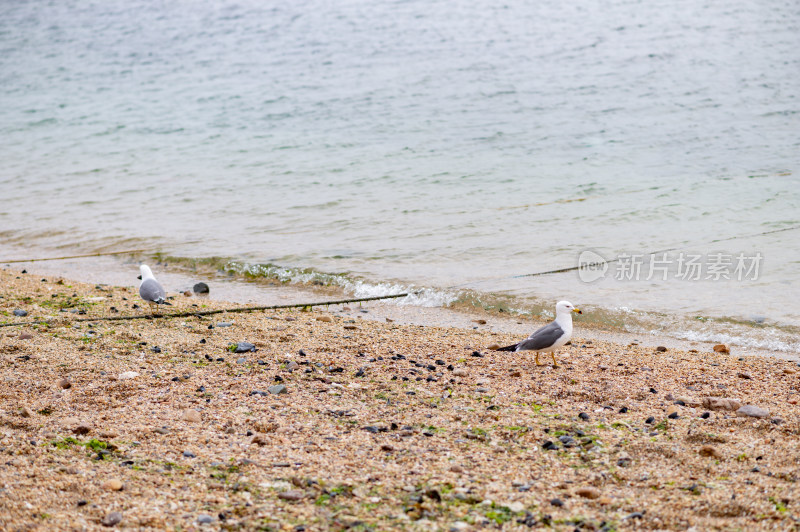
183, 450, 196, 458
550, 498, 564, 507
268, 384, 288, 395
736, 405, 769, 418
13, 309, 28, 317
699, 446, 722, 459
507, 501, 525, 513
58, 378, 72, 389
737, 372, 752, 380
197, 514, 215, 524
278, 490, 305, 501
617, 453, 632, 467
575, 486, 601, 499
487, 343, 500, 350
182, 409, 202, 422
101, 512, 123, 527
18, 406, 33, 418
666, 405, 679, 416
118, 371, 139, 380
233, 342, 256, 353
702, 397, 741, 411
655, 346, 667, 352
713, 344, 730, 353
645, 416, 655, 424
452, 368, 467, 377
73, 424, 91, 435
578, 412, 590, 421
193, 282, 210, 294
19, 333, 33, 340
217, 322, 233, 328
316, 315, 333, 322
103, 478, 123, 491
476, 387, 489, 393
449, 465, 464, 473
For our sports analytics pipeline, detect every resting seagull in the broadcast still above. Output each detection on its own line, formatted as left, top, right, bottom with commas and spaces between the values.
138, 264, 168, 314
497, 301, 582, 367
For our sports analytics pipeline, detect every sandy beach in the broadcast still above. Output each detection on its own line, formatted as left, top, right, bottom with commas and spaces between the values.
1, 266, 799, 531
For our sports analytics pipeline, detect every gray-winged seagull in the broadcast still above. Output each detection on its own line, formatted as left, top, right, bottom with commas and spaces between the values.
138, 264, 168, 314
497, 301, 582, 367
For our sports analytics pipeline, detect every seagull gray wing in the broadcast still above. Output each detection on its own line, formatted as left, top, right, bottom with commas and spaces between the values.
515, 321, 565, 351
139, 279, 166, 304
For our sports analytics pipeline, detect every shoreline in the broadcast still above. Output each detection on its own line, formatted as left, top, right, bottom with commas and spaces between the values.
1, 268, 800, 530
1, 250, 795, 363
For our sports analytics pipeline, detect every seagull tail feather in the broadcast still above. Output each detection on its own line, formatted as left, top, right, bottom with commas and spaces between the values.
495, 343, 519, 352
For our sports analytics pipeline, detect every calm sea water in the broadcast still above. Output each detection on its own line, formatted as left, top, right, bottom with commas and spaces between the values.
1, 1, 799, 351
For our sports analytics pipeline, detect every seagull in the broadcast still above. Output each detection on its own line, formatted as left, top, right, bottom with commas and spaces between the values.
138, 264, 169, 314
496, 301, 582, 367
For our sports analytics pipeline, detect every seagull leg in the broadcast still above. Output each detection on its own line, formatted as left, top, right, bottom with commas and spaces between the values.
535, 352, 541, 365
551, 351, 559, 367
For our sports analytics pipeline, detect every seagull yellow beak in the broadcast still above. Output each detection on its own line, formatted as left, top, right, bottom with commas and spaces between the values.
572, 308, 582, 315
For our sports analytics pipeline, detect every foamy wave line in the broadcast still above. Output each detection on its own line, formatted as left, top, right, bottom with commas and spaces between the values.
224, 261, 459, 307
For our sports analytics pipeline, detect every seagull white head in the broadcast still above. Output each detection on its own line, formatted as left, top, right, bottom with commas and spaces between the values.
139, 264, 155, 282
556, 300, 582, 316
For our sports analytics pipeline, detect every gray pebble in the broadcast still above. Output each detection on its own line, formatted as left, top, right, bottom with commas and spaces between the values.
268, 384, 288, 395
13, 309, 28, 317
101, 512, 123, 527
197, 514, 215, 524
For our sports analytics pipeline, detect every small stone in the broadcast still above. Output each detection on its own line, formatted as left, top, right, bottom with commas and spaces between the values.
713, 344, 730, 353
702, 397, 742, 411
233, 342, 256, 353
645, 416, 655, 424
452, 368, 467, 377
183, 450, 196, 458
197, 514, 215, 524
550, 498, 564, 507
183, 290, 192, 297
736, 405, 769, 418
617, 453, 632, 467
18, 406, 33, 418
182, 409, 202, 423
449, 465, 465, 473
102, 512, 123, 527
13, 309, 28, 317
268, 384, 288, 395
668, 412, 679, 419
380, 444, 395, 452
118, 371, 139, 380
666, 405, 679, 416
737, 372, 752, 380
217, 322, 233, 328
193, 282, 210, 294
103, 478, 123, 491
476, 387, 489, 393
578, 412, 590, 421
58, 378, 72, 389
699, 446, 722, 459
278, 490, 305, 501
701, 412, 711, 419
19, 333, 33, 340
316, 315, 333, 322
236, 357, 246, 364
487, 343, 501, 350
73, 424, 91, 435
507, 501, 525, 513
473, 319, 487, 325
655, 346, 667, 352
575, 487, 601, 499
783, 368, 797, 375
618, 407, 628, 413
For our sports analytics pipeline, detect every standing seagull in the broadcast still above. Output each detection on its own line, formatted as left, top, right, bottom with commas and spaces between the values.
138, 264, 168, 314
496, 301, 582, 367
